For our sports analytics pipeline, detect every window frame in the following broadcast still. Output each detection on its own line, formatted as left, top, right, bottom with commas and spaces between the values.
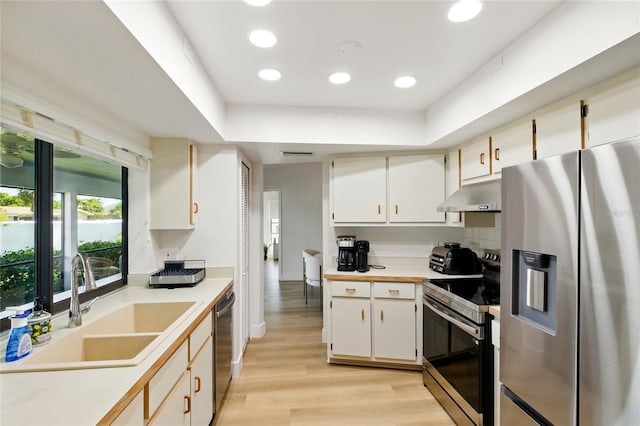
0, 138, 128, 332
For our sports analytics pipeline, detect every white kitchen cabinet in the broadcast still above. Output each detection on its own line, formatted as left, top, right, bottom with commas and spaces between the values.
148, 312, 213, 425
460, 136, 491, 182
534, 98, 583, 160
490, 118, 534, 174
331, 154, 446, 225
189, 336, 214, 426
586, 68, 640, 147
111, 391, 144, 426
150, 138, 198, 230
147, 370, 191, 426
331, 156, 387, 223
388, 154, 445, 223
328, 280, 420, 367
372, 282, 416, 360
445, 149, 463, 225
330, 281, 372, 358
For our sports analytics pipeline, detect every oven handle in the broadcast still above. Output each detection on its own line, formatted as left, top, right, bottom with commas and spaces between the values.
423, 296, 482, 340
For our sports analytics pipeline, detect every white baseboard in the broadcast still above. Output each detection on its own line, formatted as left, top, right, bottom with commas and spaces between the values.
322, 326, 327, 344
251, 321, 266, 338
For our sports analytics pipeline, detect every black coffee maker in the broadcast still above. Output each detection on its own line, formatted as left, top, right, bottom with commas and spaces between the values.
337, 235, 356, 271
355, 240, 370, 272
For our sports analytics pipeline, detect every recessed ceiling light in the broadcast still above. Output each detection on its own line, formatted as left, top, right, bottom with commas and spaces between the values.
394, 76, 417, 88
249, 29, 277, 48
329, 72, 351, 85
448, 0, 483, 23
258, 68, 282, 81
244, 0, 271, 6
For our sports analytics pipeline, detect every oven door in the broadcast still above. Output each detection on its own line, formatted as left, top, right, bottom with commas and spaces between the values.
422, 295, 491, 426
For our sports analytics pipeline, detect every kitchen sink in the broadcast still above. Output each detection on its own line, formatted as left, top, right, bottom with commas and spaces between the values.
21, 333, 159, 365
77, 301, 197, 335
0, 300, 199, 373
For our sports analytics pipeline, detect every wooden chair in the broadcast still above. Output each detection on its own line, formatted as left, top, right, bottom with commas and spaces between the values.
302, 249, 322, 308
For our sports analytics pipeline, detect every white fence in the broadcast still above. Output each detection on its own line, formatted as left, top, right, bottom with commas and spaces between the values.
1, 220, 122, 253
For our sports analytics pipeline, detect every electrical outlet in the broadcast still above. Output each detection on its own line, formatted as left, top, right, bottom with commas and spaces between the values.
165, 248, 179, 260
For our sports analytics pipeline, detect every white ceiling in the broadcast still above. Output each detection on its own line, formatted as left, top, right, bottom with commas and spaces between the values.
165, 0, 562, 111
5, 0, 633, 165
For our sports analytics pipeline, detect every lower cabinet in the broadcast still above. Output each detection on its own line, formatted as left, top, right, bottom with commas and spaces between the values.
145, 312, 214, 426
328, 280, 420, 367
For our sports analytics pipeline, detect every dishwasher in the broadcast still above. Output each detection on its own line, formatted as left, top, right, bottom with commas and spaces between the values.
214, 287, 235, 417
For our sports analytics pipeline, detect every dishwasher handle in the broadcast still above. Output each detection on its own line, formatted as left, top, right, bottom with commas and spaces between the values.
216, 291, 236, 318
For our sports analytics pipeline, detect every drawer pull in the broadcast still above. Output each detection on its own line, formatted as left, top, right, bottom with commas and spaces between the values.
345, 288, 356, 293
494, 147, 500, 161
388, 289, 400, 294
184, 395, 191, 414
480, 152, 485, 165
194, 376, 201, 393
377, 204, 381, 214
361, 309, 365, 320
193, 202, 199, 214
395, 204, 398, 214
381, 310, 384, 321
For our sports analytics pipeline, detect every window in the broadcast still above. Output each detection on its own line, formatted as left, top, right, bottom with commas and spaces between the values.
0, 126, 127, 330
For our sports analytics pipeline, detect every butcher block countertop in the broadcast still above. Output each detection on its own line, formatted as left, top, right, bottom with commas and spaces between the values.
0, 268, 233, 426
489, 305, 501, 318
324, 257, 482, 282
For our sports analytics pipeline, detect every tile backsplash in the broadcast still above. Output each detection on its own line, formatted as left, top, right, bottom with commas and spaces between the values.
463, 213, 502, 252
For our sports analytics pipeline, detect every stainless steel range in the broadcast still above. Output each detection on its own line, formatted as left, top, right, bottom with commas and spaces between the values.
423, 249, 500, 426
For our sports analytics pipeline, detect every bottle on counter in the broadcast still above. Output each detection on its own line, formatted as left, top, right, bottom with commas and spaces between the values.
4, 307, 33, 362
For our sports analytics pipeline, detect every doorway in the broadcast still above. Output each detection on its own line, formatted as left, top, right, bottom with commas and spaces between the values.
263, 190, 280, 263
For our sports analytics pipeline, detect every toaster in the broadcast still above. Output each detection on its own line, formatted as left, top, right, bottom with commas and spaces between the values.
429, 243, 482, 275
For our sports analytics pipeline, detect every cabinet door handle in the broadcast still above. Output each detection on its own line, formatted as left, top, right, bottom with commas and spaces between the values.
480, 152, 485, 165
377, 204, 381, 214
380, 310, 384, 321
361, 309, 365, 320
395, 204, 398, 215
345, 288, 356, 293
494, 147, 500, 161
194, 376, 201, 393
388, 289, 400, 295
193, 202, 199, 214
184, 395, 191, 414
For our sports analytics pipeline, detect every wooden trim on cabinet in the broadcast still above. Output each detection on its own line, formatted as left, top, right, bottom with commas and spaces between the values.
532, 119, 537, 160
189, 144, 195, 225
580, 99, 587, 150
490, 136, 494, 173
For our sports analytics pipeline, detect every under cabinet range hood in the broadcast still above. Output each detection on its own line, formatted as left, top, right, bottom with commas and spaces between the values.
437, 179, 501, 212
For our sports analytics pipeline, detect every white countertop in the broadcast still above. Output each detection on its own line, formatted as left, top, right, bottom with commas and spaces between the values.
0, 272, 233, 426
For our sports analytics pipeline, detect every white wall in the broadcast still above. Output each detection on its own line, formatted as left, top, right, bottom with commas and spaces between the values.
264, 162, 323, 281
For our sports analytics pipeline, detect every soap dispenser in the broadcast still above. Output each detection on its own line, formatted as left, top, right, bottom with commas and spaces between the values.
5, 307, 33, 362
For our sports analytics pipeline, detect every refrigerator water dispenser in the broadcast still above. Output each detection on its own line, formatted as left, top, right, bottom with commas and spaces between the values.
512, 250, 557, 333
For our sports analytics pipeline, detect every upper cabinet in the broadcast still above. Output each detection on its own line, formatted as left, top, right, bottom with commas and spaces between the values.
150, 138, 198, 230
331, 154, 445, 225
460, 136, 491, 183
585, 68, 640, 148
388, 155, 445, 223
490, 118, 534, 175
533, 98, 583, 160
331, 156, 387, 223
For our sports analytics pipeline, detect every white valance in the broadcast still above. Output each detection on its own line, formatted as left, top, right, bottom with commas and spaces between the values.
1, 99, 150, 170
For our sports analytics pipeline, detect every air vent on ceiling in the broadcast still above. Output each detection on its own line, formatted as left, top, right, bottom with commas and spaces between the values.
280, 151, 314, 157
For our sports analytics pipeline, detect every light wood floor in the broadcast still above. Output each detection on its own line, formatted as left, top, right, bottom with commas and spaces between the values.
213, 260, 454, 426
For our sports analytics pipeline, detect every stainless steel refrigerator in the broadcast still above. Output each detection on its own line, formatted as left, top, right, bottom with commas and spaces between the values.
500, 136, 640, 425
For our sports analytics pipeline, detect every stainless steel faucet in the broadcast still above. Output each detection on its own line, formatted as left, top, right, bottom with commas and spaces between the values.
68, 252, 98, 327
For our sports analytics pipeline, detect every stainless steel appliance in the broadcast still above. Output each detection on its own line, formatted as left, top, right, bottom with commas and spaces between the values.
214, 288, 235, 416
336, 235, 356, 271
423, 249, 500, 426
501, 137, 640, 425
429, 242, 483, 275
149, 260, 206, 288
355, 240, 370, 273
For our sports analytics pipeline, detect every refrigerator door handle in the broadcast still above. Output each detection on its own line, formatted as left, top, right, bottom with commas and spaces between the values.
424, 296, 483, 339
